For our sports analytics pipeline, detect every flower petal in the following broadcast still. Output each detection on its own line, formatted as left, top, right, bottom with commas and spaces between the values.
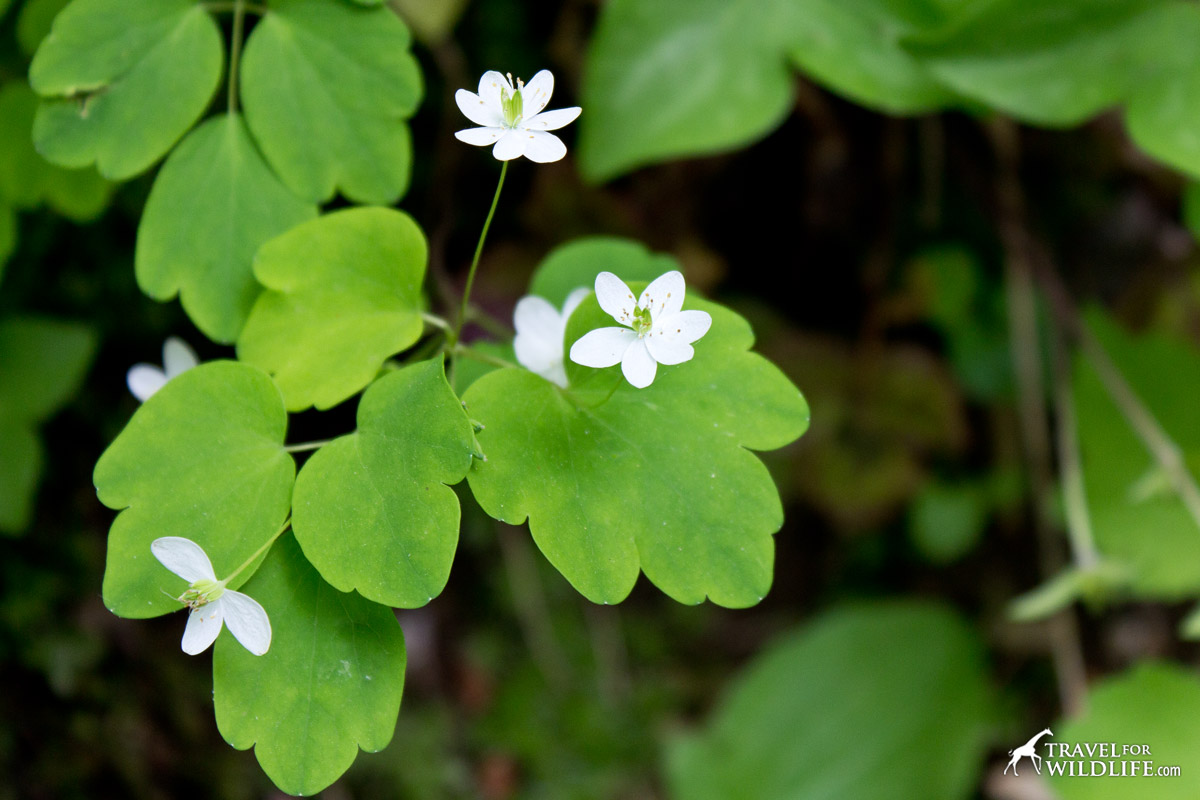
162, 336, 198, 379
644, 331, 693, 366
522, 130, 567, 163
594, 271, 637, 325
656, 309, 712, 345
562, 286, 591, 319
492, 130, 527, 161
220, 590, 272, 656
621, 339, 658, 388
569, 327, 637, 368
455, 88, 505, 128
151, 536, 217, 583
522, 69, 554, 116
514, 296, 566, 376
127, 364, 167, 402
522, 107, 581, 132
639, 270, 686, 321
477, 70, 511, 113
455, 127, 504, 147
181, 602, 224, 655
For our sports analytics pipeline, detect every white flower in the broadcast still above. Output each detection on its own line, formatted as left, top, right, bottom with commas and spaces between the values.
127, 336, 198, 402
454, 69, 582, 163
569, 271, 712, 389
513, 287, 590, 388
151, 536, 271, 656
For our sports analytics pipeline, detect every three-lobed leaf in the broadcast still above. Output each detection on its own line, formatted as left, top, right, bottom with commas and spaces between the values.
95, 361, 295, 617
29, 0, 223, 179
240, 0, 423, 204
292, 359, 476, 607
214, 532, 406, 797
237, 207, 429, 411
135, 113, 318, 344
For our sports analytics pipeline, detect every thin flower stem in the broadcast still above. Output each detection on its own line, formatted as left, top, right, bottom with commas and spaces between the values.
452, 344, 518, 370
285, 439, 333, 453
1050, 316, 1101, 570
224, 517, 291, 585
467, 304, 514, 338
226, 0, 247, 115
451, 161, 508, 347
422, 312, 452, 332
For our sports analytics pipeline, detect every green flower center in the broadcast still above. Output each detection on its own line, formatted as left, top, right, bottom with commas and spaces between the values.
633, 305, 653, 336
501, 79, 524, 127
179, 578, 226, 609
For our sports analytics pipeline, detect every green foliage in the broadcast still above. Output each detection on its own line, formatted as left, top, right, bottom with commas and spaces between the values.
1050, 662, 1200, 800
0, 82, 110, 221
94, 361, 295, 618
16, 0, 69, 55
239, 0, 423, 204
1074, 310, 1200, 598
292, 360, 476, 607
135, 114, 318, 344
237, 207, 428, 411
0, 316, 95, 533
666, 601, 996, 800
29, 0, 223, 179
908, 479, 986, 564
529, 237, 674, 305
466, 249, 808, 606
214, 532, 406, 797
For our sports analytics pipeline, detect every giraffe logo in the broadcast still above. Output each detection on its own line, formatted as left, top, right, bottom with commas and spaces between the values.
1004, 728, 1054, 776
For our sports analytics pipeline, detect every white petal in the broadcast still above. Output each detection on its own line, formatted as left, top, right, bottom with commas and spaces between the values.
621, 339, 658, 388
151, 536, 216, 583
644, 332, 693, 366
162, 336, 198, 379
569, 327, 637, 368
522, 130, 567, 163
477, 70, 511, 113
127, 364, 167, 402
220, 590, 272, 656
455, 127, 504, 146
513, 296, 566, 376
656, 309, 712, 344
181, 603, 224, 655
492, 130, 526, 161
594, 271, 637, 325
562, 287, 591, 319
544, 361, 568, 389
522, 69, 554, 116
639, 270, 686, 321
455, 88, 504, 128
522, 107, 581, 132
513, 295, 563, 340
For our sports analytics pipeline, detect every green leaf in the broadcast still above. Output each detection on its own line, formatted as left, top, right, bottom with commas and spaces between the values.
391, 0, 468, 43
1075, 309, 1200, 597
17, 0, 70, 56
1008, 563, 1129, 622
529, 237, 675, 305
135, 114, 317, 344
292, 360, 475, 607
0, 316, 95, 533
29, 0, 223, 179
1123, 3, 1200, 179
0, 201, 15, 277
666, 601, 995, 800
465, 277, 808, 606
908, 479, 986, 564
95, 361, 294, 618
0, 81, 112, 221
579, 0, 799, 182
214, 532, 406, 797
909, 0, 1163, 126
786, 0, 959, 114
239, 0, 422, 204
237, 207, 428, 411
1049, 662, 1200, 800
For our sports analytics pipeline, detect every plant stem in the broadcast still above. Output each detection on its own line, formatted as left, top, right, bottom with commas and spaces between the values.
422, 312, 452, 332
285, 439, 333, 453
451, 161, 508, 348
226, 0, 247, 115
1049, 316, 1101, 569
224, 517, 290, 585
452, 344, 518, 370
467, 304, 514, 338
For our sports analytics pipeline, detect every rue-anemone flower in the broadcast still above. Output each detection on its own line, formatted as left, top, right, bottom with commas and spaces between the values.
569, 271, 712, 389
127, 336, 197, 402
513, 287, 590, 388
151, 536, 271, 656
454, 70, 581, 163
